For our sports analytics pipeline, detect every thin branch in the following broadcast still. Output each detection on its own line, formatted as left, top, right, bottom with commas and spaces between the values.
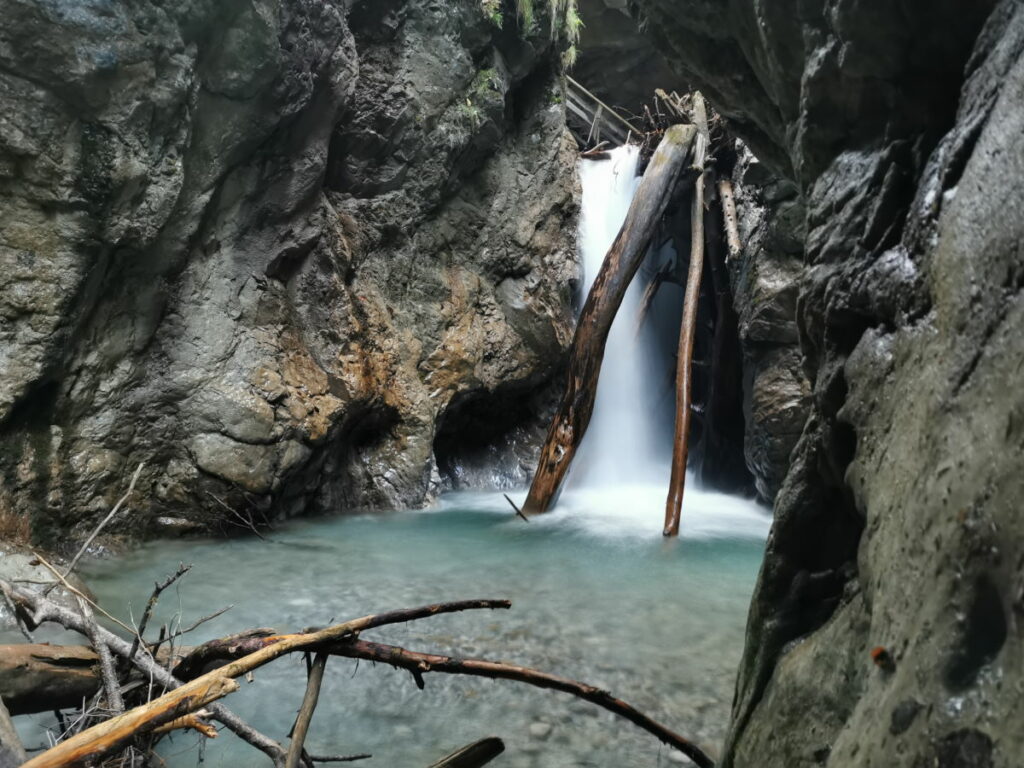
31, 552, 138, 636
307, 756, 371, 764
60, 462, 144, 581
503, 494, 529, 523
285, 652, 328, 768
4, 584, 510, 768
130, 563, 192, 661
0, 579, 289, 767
333, 640, 714, 768
30, 553, 126, 712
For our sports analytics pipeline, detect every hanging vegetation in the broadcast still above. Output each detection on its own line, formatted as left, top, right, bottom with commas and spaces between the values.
481, 0, 581, 67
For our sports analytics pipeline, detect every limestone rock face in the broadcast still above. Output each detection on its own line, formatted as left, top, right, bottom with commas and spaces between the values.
632, 0, 1023, 766
0, 0, 578, 543
728, 150, 810, 502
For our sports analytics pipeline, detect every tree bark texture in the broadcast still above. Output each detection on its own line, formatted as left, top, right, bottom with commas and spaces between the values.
664, 94, 711, 537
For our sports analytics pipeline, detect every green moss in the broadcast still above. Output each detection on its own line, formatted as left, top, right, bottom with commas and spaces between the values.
481, 0, 503, 27
470, 68, 501, 99
459, 99, 484, 131
515, 0, 582, 46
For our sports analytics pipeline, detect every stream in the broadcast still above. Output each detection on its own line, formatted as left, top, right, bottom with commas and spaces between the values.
12, 147, 770, 767
59, 489, 768, 767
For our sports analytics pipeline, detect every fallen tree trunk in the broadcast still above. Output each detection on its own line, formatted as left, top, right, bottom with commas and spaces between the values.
664, 93, 711, 537
0, 643, 100, 715
523, 123, 697, 514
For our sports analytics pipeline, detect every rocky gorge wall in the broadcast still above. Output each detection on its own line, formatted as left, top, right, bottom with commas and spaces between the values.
0, 0, 579, 545
631, 0, 1024, 765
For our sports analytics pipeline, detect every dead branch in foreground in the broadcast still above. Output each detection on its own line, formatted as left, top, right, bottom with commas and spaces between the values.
4, 579, 509, 768
3, 574, 714, 768
334, 640, 715, 768
286, 652, 329, 768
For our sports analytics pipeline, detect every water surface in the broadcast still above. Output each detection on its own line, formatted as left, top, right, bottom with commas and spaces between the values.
59, 489, 768, 767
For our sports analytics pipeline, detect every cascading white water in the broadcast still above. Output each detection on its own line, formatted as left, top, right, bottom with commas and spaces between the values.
569, 145, 663, 493
565, 145, 664, 488
549, 145, 769, 537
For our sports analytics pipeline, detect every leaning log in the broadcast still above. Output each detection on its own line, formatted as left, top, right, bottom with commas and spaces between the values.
523, 124, 697, 514
664, 93, 711, 537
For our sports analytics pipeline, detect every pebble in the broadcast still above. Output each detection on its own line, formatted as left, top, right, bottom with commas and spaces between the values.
529, 722, 553, 740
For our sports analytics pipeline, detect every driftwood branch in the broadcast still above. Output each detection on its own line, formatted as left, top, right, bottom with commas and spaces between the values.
5, 582, 511, 768
333, 640, 714, 768
129, 562, 192, 662
59, 462, 144, 582
13, 633, 714, 768
285, 652, 329, 768
1, 579, 290, 766
664, 92, 711, 537
6, 585, 714, 768
524, 124, 697, 514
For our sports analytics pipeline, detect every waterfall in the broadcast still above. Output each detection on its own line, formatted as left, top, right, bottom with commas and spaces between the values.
566, 146, 665, 490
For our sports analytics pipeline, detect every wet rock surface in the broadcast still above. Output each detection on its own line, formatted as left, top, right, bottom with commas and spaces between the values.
0, 0, 578, 544
0, 544, 92, 628
727, 149, 810, 502
632, 0, 1024, 765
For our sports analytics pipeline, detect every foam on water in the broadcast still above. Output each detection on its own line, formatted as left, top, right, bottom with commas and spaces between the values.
435, 487, 770, 541
569, 145, 664, 487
